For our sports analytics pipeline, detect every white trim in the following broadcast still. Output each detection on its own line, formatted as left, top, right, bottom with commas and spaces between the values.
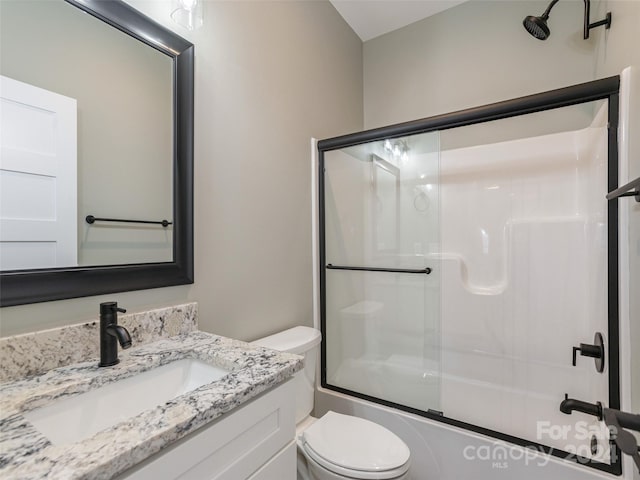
311, 137, 319, 332
618, 65, 639, 480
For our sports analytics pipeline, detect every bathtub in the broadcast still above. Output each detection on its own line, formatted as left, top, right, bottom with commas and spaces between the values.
315, 384, 622, 480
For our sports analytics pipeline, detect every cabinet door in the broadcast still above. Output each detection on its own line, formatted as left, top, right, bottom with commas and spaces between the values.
247, 442, 296, 480
118, 379, 295, 480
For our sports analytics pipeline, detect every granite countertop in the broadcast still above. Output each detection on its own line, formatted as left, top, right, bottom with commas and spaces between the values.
0, 331, 303, 479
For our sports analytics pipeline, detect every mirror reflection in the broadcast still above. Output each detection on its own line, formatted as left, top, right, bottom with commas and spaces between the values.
0, 0, 174, 271
371, 154, 399, 254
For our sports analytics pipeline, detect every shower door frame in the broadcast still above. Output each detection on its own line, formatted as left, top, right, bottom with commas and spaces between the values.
317, 76, 621, 475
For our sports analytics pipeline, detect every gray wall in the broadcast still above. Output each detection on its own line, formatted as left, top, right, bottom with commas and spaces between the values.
0, 0, 363, 340
363, 0, 604, 129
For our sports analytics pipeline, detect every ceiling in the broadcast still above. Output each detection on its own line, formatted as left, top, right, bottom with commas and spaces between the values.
330, 0, 469, 42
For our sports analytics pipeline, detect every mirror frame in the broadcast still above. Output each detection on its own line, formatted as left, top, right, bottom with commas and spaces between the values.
0, 0, 194, 307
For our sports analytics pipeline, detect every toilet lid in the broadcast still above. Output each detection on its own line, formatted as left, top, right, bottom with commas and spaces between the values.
302, 411, 410, 475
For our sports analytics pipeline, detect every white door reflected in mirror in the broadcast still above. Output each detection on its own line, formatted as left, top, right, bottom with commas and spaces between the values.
0, 75, 77, 270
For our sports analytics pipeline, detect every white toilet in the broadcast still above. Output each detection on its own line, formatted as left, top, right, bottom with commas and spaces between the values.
252, 326, 411, 480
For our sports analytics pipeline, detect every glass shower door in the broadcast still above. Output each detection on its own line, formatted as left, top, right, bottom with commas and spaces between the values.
322, 131, 441, 412
434, 100, 613, 465
319, 77, 623, 475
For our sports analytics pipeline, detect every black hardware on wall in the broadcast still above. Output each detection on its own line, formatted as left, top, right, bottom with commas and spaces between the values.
582, 0, 612, 39
86, 215, 172, 227
522, 0, 611, 41
560, 394, 603, 420
572, 332, 605, 373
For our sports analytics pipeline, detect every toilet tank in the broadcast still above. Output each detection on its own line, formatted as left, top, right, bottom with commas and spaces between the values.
251, 326, 321, 424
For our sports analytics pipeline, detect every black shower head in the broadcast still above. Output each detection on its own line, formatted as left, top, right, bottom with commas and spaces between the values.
523, 0, 559, 40
523, 0, 612, 42
523, 15, 551, 40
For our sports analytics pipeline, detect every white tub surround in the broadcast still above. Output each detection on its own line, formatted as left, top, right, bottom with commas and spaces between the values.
0, 331, 303, 479
0, 303, 198, 384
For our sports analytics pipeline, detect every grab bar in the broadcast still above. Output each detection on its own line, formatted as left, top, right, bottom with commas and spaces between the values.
326, 264, 432, 274
606, 175, 640, 202
86, 215, 172, 227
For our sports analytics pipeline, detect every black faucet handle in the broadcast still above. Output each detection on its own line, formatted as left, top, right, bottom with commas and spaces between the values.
572, 332, 605, 373
100, 302, 126, 315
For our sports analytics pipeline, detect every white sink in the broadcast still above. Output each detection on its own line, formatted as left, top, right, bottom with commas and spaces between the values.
24, 359, 230, 445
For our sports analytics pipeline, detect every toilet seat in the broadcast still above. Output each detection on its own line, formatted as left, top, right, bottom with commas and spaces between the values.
300, 411, 410, 479
302, 443, 410, 480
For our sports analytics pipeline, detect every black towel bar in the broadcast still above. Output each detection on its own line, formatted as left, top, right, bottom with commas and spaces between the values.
85, 215, 172, 227
326, 264, 432, 274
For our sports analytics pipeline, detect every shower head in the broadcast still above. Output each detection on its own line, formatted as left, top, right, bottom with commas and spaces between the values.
523, 0, 558, 40
523, 15, 551, 40
523, 0, 612, 41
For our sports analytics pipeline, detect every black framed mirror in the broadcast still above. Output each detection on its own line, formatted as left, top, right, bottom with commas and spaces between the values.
0, 0, 194, 307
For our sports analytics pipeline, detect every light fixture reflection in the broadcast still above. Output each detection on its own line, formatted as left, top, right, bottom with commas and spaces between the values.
171, 0, 203, 31
383, 138, 410, 162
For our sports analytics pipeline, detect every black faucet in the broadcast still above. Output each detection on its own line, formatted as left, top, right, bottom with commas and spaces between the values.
559, 394, 603, 420
99, 302, 132, 367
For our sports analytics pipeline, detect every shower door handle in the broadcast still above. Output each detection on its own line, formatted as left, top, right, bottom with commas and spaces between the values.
326, 264, 432, 274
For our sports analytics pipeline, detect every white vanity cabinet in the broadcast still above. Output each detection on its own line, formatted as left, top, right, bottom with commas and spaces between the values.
117, 378, 296, 480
